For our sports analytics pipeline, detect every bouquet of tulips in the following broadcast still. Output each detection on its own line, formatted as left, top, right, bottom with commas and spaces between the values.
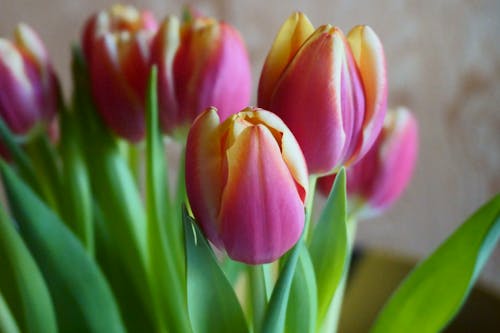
0, 5, 498, 333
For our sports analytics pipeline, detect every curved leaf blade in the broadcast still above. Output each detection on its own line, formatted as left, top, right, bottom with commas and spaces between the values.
1, 162, 126, 333
285, 244, 318, 333
308, 168, 348, 323
183, 208, 248, 333
371, 193, 500, 333
0, 292, 21, 333
0, 208, 57, 333
261, 240, 301, 333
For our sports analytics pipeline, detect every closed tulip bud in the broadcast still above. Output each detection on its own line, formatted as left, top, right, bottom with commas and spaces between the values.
82, 5, 158, 141
318, 107, 418, 218
151, 8, 251, 134
185, 107, 308, 264
0, 23, 58, 135
258, 13, 387, 176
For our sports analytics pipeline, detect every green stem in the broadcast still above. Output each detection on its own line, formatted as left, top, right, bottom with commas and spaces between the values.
304, 175, 318, 242
24, 134, 61, 213
249, 265, 268, 332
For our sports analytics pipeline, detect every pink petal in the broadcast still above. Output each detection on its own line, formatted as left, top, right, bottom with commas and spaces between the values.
218, 124, 304, 264
258, 12, 314, 109
185, 108, 225, 247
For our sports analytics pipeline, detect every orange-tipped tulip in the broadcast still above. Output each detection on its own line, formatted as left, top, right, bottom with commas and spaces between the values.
0, 23, 58, 135
258, 13, 387, 176
151, 9, 251, 134
82, 5, 158, 141
318, 107, 418, 217
185, 107, 308, 264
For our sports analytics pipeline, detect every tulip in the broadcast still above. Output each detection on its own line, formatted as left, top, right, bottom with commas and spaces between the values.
0, 23, 58, 136
318, 107, 418, 218
82, 4, 158, 141
185, 107, 308, 264
151, 8, 251, 134
258, 13, 387, 176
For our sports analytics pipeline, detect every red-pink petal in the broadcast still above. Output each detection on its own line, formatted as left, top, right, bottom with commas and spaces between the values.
185, 108, 225, 247
218, 124, 304, 264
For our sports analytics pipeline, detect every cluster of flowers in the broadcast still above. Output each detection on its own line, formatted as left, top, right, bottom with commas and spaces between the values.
0, 5, 417, 265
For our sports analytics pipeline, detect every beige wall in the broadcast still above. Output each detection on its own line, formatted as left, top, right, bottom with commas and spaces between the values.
1, 0, 499, 291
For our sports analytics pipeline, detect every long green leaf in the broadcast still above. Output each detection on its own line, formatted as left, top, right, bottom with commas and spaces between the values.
1, 162, 125, 333
285, 244, 318, 333
93, 204, 156, 332
70, 46, 154, 326
371, 193, 500, 333
145, 67, 191, 333
183, 207, 248, 333
261, 240, 301, 333
59, 109, 93, 254
308, 168, 348, 323
0, 119, 38, 195
0, 292, 20, 333
0, 207, 57, 333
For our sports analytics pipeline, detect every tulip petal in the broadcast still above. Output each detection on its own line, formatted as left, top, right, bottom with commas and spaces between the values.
0, 40, 38, 133
14, 23, 49, 68
90, 35, 145, 141
204, 24, 251, 121
185, 108, 225, 247
151, 16, 181, 132
174, 20, 251, 125
368, 108, 418, 212
258, 12, 314, 109
347, 25, 387, 161
218, 124, 305, 264
238, 109, 308, 202
121, 32, 151, 105
271, 26, 349, 175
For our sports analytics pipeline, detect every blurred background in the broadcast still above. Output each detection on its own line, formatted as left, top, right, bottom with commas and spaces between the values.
1, 0, 499, 328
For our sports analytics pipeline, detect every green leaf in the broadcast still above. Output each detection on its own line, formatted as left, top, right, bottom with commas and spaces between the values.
93, 204, 156, 332
183, 207, 248, 333
0, 119, 39, 196
261, 240, 301, 333
145, 67, 191, 333
1, 162, 126, 333
285, 244, 318, 333
0, 292, 21, 333
371, 193, 500, 333
59, 109, 93, 254
0, 207, 57, 333
308, 168, 348, 323
70, 46, 153, 323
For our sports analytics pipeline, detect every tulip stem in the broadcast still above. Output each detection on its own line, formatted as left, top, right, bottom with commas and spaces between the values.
249, 265, 268, 331
24, 134, 62, 214
304, 175, 318, 242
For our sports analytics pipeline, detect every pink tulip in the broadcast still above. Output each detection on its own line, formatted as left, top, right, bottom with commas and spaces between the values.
258, 13, 387, 176
185, 107, 308, 264
318, 107, 419, 217
151, 9, 251, 134
0, 23, 58, 135
82, 5, 158, 141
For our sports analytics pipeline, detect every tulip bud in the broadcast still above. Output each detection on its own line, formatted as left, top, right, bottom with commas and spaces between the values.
0, 23, 58, 136
258, 13, 387, 176
185, 107, 308, 264
82, 5, 158, 141
151, 8, 251, 134
318, 107, 418, 218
